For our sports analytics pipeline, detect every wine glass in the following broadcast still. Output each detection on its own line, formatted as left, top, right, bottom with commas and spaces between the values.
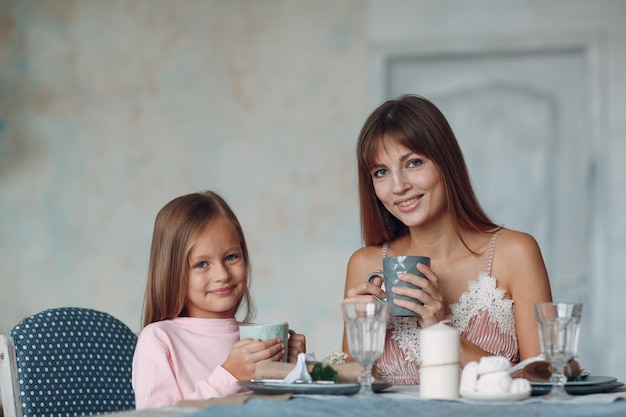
534, 302, 583, 400
341, 299, 390, 395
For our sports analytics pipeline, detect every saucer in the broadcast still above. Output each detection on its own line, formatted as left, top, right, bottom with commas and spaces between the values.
460, 389, 531, 402
239, 380, 361, 396
530, 375, 622, 395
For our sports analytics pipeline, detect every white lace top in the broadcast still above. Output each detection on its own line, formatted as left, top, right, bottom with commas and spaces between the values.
374, 231, 519, 384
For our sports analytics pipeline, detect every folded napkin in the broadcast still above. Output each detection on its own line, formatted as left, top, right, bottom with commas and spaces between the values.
283, 353, 312, 383
255, 360, 362, 383
509, 358, 584, 382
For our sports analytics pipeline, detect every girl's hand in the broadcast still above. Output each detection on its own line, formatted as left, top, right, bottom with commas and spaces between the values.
286, 332, 306, 363
222, 338, 285, 381
392, 262, 445, 327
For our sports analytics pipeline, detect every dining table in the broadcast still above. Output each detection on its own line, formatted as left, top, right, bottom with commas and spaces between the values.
107, 386, 626, 417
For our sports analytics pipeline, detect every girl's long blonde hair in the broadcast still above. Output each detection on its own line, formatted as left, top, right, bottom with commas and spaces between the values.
142, 191, 254, 327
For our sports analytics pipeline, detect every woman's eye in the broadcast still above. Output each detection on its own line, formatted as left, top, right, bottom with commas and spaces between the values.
408, 159, 422, 168
194, 261, 208, 269
373, 168, 387, 178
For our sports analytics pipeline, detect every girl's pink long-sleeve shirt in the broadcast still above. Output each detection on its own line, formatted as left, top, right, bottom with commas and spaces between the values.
132, 317, 246, 409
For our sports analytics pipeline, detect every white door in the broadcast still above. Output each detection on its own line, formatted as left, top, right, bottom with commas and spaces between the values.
372, 35, 601, 364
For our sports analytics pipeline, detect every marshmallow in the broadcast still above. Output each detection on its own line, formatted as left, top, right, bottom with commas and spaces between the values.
460, 361, 479, 393
459, 356, 532, 399
476, 371, 512, 394
510, 377, 532, 394
477, 356, 511, 375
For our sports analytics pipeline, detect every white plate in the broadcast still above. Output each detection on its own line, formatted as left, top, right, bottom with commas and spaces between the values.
460, 389, 531, 402
530, 375, 622, 395
238, 380, 361, 396
530, 375, 616, 387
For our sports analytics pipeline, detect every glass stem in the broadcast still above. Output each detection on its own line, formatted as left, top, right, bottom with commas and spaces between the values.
550, 366, 569, 397
358, 364, 374, 395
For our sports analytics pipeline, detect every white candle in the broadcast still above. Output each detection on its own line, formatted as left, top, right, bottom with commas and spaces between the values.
420, 321, 460, 399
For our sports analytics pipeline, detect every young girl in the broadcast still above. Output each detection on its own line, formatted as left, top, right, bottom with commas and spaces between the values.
132, 191, 306, 408
343, 95, 552, 384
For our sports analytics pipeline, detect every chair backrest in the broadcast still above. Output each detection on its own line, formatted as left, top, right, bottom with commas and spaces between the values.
0, 307, 137, 417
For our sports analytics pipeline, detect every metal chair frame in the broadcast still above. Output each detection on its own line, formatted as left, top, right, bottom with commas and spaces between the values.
1, 334, 21, 417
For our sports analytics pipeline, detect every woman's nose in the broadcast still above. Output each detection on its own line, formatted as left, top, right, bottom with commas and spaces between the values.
392, 172, 411, 193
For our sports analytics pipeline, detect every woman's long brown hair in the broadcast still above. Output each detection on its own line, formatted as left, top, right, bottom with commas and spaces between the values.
357, 95, 500, 249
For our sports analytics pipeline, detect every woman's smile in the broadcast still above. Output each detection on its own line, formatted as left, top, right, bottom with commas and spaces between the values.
396, 196, 422, 211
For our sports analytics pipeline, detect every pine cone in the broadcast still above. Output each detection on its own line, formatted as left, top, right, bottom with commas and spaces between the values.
510, 359, 584, 382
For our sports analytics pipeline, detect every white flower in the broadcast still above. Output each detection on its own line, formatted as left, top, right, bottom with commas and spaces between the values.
321, 349, 348, 365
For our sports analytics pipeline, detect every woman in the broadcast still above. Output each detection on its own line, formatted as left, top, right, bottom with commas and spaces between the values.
343, 95, 552, 384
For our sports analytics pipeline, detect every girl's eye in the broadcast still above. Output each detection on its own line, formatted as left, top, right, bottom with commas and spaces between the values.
408, 159, 422, 168
373, 168, 387, 178
193, 261, 208, 270
225, 254, 239, 262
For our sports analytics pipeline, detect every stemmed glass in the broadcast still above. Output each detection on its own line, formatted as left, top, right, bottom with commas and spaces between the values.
534, 302, 583, 400
341, 299, 390, 395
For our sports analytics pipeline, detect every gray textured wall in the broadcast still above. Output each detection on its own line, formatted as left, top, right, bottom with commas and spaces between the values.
2, 0, 625, 383
0, 0, 366, 359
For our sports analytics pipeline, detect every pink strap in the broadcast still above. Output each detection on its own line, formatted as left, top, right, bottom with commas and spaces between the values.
382, 242, 389, 259
486, 231, 500, 276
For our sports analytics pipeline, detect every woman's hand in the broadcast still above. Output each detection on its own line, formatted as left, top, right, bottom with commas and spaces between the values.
344, 273, 386, 303
222, 338, 285, 381
392, 262, 445, 328
286, 332, 306, 363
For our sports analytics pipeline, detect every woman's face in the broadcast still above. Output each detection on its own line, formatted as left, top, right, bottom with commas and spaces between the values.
370, 139, 446, 228
185, 216, 247, 319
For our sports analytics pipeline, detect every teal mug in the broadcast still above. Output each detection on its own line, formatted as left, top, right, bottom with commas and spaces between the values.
239, 322, 296, 362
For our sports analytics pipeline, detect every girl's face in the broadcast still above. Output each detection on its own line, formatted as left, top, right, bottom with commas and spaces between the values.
370, 140, 446, 228
185, 216, 247, 319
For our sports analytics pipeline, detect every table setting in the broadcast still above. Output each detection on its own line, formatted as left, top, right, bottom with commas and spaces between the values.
134, 300, 624, 417
228, 301, 623, 402
237, 352, 362, 396
235, 299, 391, 397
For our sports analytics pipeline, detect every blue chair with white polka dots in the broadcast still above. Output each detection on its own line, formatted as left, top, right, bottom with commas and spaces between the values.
1, 307, 137, 417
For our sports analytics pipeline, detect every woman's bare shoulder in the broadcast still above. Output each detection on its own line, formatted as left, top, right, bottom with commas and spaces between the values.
349, 245, 384, 263
347, 245, 384, 277
496, 228, 542, 260
494, 228, 548, 287
344, 245, 385, 295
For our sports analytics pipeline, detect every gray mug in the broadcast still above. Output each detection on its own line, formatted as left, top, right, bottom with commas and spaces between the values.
367, 255, 431, 317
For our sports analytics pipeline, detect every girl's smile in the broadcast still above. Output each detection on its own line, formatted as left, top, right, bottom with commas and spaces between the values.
207, 285, 237, 296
